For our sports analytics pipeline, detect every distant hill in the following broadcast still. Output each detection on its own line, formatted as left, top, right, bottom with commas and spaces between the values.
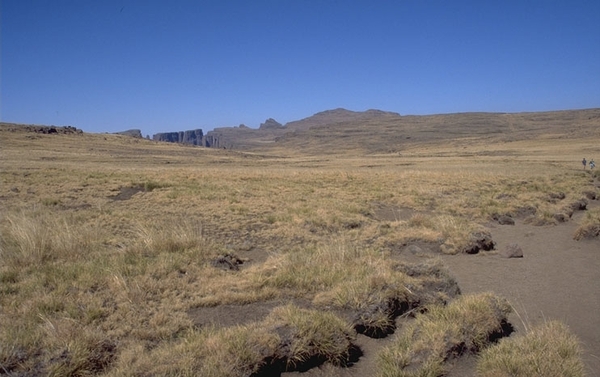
200, 108, 403, 150
284, 108, 400, 131
279, 109, 600, 154
3, 108, 599, 155
200, 108, 600, 153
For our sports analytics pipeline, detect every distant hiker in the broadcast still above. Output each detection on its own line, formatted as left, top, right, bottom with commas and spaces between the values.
582, 158, 587, 169
590, 159, 596, 170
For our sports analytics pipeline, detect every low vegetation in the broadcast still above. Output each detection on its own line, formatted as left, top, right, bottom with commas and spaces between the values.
377, 293, 512, 377
477, 321, 585, 377
573, 207, 600, 240
0, 122, 596, 375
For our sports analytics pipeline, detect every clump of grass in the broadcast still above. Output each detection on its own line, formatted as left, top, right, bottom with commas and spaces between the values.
390, 213, 490, 255
132, 180, 170, 192
434, 215, 489, 254
573, 208, 600, 240
258, 240, 460, 337
41, 198, 61, 206
377, 293, 512, 377
133, 218, 207, 255
110, 305, 356, 377
260, 241, 411, 334
476, 321, 585, 377
264, 305, 357, 369
0, 209, 99, 265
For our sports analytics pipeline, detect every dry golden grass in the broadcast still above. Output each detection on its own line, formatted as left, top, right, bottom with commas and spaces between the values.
0, 124, 596, 375
476, 321, 585, 377
376, 293, 512, 377
573, 207, 600, 240
104, 304, 356, 377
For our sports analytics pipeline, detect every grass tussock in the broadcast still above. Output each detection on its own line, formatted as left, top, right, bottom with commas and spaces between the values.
258, 240, 459, 336
0, 208, 102, 265
109, 305, 356, 377
376, 293, 512, 377
573, 207, 600, 240
476, 321, 585, 377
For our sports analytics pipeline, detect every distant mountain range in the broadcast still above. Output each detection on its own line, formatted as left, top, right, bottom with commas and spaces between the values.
146, 107, 600, 153
150, 108, 402, 149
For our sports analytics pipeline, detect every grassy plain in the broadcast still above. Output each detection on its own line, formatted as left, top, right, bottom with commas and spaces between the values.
0, 121, 597, 376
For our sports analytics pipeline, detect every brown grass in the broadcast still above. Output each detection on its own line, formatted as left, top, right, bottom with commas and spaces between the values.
476, 321, 585, 377
0, 121, 596, 375
376, 293, 512, 377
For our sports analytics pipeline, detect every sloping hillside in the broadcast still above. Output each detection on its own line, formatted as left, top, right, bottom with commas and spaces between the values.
198, 108, 600, 153
268, 108, 600, 154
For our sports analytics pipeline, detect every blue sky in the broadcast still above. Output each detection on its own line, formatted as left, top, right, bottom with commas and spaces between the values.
2, 1, 599, 136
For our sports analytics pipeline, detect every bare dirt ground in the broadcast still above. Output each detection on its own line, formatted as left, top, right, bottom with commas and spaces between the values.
188, 199, 600, 377
441, 198, 600, 377
280, 200, 600, 377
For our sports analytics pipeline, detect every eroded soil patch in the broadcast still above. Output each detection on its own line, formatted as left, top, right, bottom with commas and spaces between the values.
109, 185, 145, 201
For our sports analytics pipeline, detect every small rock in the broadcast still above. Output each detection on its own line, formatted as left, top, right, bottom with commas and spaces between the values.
499, 243, 523, 258
211, 254, 244, 271
405, 245, 423, 255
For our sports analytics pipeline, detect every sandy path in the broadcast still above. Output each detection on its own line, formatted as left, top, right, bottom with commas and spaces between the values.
283, 200, 600, 377
441, 200, 600, 376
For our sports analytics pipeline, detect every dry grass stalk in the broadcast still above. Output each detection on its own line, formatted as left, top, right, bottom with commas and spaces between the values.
476, 321, 585, 377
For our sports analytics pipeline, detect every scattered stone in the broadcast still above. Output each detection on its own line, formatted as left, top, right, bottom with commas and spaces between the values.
211, 254, 244, 271
405, 245, 423, 255
499, 243, 523, 258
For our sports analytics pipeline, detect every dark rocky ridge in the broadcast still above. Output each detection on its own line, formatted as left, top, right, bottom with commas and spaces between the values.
114, 129, 143, 138
0, 123, 82, 134
259, 118, 284, 130
153, 129, 204, 145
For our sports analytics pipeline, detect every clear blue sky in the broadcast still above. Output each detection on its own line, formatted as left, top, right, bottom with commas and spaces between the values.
2, 1, 599, 136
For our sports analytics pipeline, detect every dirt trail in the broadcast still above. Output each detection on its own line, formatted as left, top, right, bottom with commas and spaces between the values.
283, 199, 600, 377
442, 200, 600, 377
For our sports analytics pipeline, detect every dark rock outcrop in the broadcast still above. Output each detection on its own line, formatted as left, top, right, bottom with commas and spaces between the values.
2, 124, 82, 134
153, 129, 204, 145
259, 118, 284, 130
114, 129, 143, 138
202, 132, 223, 148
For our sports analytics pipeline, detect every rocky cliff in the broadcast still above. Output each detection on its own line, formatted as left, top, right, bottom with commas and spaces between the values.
259, 118, 284, 130
153, 129, 204, 145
